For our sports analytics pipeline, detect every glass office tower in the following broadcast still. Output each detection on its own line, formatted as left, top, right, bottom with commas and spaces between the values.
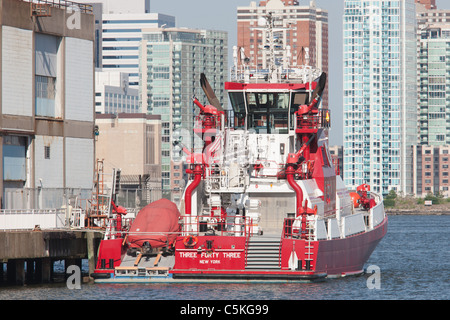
343, 0, 417, 195
76, 0, 176, 89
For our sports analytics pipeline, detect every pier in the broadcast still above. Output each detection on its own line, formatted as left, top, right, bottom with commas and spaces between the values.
0, 229, 103, 285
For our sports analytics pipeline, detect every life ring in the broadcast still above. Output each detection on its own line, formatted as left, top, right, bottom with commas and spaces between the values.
183, 235, 198, 247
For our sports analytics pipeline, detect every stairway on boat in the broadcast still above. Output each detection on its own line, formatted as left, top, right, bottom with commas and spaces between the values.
245, 236, 281, 270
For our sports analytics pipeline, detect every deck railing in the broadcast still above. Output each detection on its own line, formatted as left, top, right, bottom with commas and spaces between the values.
295, 109, 331, 131
180, 215, 255, 238
27, 0, 93, 14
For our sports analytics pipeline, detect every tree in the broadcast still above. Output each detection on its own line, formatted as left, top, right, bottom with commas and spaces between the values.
383, 190, 397, 207
385, 190, 397, 200
424, 192, 441, 205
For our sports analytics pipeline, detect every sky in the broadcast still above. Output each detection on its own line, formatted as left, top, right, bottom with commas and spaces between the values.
150, 0, 450, 147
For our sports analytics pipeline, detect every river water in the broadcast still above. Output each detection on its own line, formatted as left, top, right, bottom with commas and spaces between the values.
0, 215, 448, 303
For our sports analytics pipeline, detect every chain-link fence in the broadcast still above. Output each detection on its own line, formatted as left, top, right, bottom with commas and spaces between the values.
3, 186, 181, 213
116, 187, 181, 210
3, 188, 92, 210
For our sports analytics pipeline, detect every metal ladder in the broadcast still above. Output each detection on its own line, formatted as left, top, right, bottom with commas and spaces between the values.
303, 219, 315, 270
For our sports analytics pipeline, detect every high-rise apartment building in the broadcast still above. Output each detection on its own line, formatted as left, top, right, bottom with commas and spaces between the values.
416, 0, 436, 10
416, 3, 450, 146
77, 0, 175, 88
139, 28, 228, 202
412, 1, 450, 198
237, 0, 328, 107
343, 0, 417, 196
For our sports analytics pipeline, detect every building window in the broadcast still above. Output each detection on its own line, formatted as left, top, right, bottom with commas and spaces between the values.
3, 136, 27, 181
44, 146, 50, 159
35, 75, 56, 117
162, 172, 170, 178
35, 33, 60, 118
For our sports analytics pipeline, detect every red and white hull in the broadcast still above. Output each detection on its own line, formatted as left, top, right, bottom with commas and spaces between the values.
92, 214, 387, 282
315, 216, 388, 276
168, 215, 387, 281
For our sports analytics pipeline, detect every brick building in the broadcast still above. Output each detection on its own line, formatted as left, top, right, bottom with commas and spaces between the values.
237, 0, 328, 107
412, 145, 450, 197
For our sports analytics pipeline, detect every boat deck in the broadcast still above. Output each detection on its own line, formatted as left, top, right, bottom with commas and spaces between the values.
120, 252, 175, 269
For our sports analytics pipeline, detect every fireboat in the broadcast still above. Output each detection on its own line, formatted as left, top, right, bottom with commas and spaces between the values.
91, 13, 387, 283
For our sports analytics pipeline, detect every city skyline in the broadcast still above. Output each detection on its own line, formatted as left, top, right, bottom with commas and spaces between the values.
150, 0, 450, 147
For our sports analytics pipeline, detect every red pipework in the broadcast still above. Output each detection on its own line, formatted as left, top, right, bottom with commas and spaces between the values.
193, 97, 207, 113
302, 135, 310, 161
111, 200, 127, 238
287, 134, 315, 164
193, 97, 223, 116
286, 165, 303, 216
184, 164, 203, 215
286, 166, 312, 239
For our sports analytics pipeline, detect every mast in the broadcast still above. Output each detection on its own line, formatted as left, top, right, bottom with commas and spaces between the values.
232, 12, 320, 84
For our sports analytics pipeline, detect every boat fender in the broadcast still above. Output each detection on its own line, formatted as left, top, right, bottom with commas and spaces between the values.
313, 205, 318, 215
90, 272, 111, 279
183, 235, 198, 247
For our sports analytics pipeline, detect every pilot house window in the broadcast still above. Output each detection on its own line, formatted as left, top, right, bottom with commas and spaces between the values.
246, 92, 290, 134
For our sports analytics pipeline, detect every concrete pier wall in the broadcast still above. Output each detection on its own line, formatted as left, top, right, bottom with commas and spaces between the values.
0, 230, 103, 285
